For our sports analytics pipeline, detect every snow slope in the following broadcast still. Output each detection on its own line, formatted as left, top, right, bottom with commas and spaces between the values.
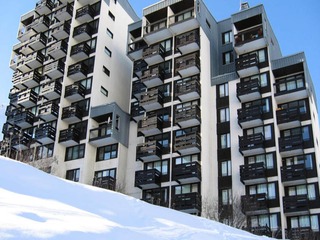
0, 157, 272, 240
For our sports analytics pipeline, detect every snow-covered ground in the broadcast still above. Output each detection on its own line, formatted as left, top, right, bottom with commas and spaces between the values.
0, 157, 272, 239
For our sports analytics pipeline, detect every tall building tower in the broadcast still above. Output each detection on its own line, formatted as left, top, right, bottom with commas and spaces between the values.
125, 1, 320, 239
3, 0, 139, 190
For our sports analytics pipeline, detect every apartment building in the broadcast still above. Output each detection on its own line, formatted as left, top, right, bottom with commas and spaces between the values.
2, 0, 320, 239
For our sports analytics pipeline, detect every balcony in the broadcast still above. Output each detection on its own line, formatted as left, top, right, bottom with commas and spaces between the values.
78, 0, 100, 5
28, 33, 47, 51
51, 21, 70, 40
176, 29, 200, 55
175, 105, 201, 128
245, 226, 272, 238
175, 53, 200, 78
236, 78, 261, 102
274, 84, 308, 105
138, 116, 163, 137
30, 15, 50, 33
89, 124, 118, 147
16, 57, 30, 73
171, 192, 201, 214
76, 5, 94, 23
17, 89, 38, 108
281, 164, 307, 187
68, 62, 89, 81
11, 132, 32, 150
283, 195, 309, 216
234, 25, 267, 55
73, 23, 93, 42
239, 133, 265, 156
132, 80, 146, 100
142, 44, 165, 65
135, 169, 161, 190
16, 70, 41, 89
174, 131, 201, 155
172, 162, 201, 184
35, 125, 56, 145
70, 42, 91, 62
143, 18, 172, 45
286, 227, 314, 240
43, 60, 65, 79
39, 80, 62, 100
128, 39, 147, 61
19, 41, 33, 56
18, 25, 36, 42
38, 102, 59, 122
61, 105, 83, 124
241, 193, 268, 215
140, 89, 163, 112
24, 51, 44, 70
133, 60, 148, 78
10, 55, 22, 71
277, 107, 304, 130
141, 66, 165, 88
59, 128, 80, 147
240, 162, 267, 185
237, 105, 263, 129
13, 111, 35, 129
174, 76, 201, 102
93, 176, 115, 191
236, 53, 259, 78
279, 135, 304, 158
9, 91, 19, 107
169, 7, 199, 35
64, 83, 85, 101
131, 102, 145, 122
47, 40, 68, 60
35, 0, 54, 15
136, 140, 162, 162
55, 3, 73, 22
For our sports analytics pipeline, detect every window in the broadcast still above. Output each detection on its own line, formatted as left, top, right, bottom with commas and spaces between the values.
284, 153, 314, 170
104, 47, 112, 57
103, 66, 110, 76
221, 188, 232, 205
220, 133, 230, 149
71, 98, 90, 117
145, 159, 168, 175
174, 183, 199, 195
221, 160, 231, 176
223, 51, 233, 65
79, 77, 92, 94
108, 11, 115, 21
96, 144, 118, 161
250, 213, 279, 230
242, 72, 269, 88
246, 124, 273, 140
100, 86, 108, 97
160, 39, 172, 54
219, 107, 230, 123
206, 19, 211, 29
247, 152, 275, 169
222, 31, 232, 44
34, 143, 54, 161
290, 215, 319, 231
66, 168, 80, 182
218, 83, 229, 98
115, 115, 120, 130
65, 144, 85, 161
276, 74, 305, 94
94, 168, 116, 179
282, 125, 311, 141
69, 120, 88, 140
249, 182, 276, 199
288, 183, 316, 200
175, 154, 199, 165
244, 97, 271, 114
107, 28, 113, 39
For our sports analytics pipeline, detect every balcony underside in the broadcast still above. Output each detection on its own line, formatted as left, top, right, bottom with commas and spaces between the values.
141, 77, 163, 89
169, 18, 199, 36
143, 54, 164, 66
144, 28, 172, 45
175, 145, 200, 156
176, 118, 200, 129
237, 91, 261, 103
89, 137, 118, 147
237, 65, 259, 78
41, 91, 60, 101
234, 37, 267, 55
29, 38, 46, 51
239, 118, 263, 129
39, 112, 57, 122
280, 148, 304, 158
59, 139, 79, 147
141, 101, 162, 112
52, 29, 69, 41
48, 48, 67, 60
37, 136, 55, 145
177, 66, 200, 78
177, 41, 200, 55
275, 89, 308, 104
278, 120, 301, 131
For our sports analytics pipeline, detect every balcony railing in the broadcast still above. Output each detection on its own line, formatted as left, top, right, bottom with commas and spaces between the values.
144, 18, 167, 35
236, 53, 259, 78
136, 140, 162, 162
30, 15, 50, 33
142, 44, 165, 65
61, 105, 83, 123
175, 29, 200, 54
76, 4, 94, 23
59, 128, 80, 146
55, 3, 73, 22
35, 125, 56, 145
89, 124, 118, 147
278, 135, 304, 157
237, 105, 263, 128
20, 70, 42, 88
281, 164, 307, 186
244, 226, 272, 237
138, 116, 163, 136
286, 227, 314, 240
43, 60, 65, 79
283, 195, 309, 216
169, 8, 198, 35
73, 23, 93, 42
174, 76, 201, 101
241, 193, 268, 215
70, 42, 91, 61
29, 32, 47, 51
11, 132, 32, 150
135, 169, 161, 189
236, 78, 261, 102
93, 176, 116, 191
171, 192, 201, 214
38, 102, 59, 121
175, 53, 200, 77
24, 51, 44, 69
276, 107, 306, 130
68, 62, 89, 80
239, 133, 265, 156
35, 0, 54, 15
17, 89, 38, 108
140, 89, 164, 111
13, 111, 35, 128
141, 66, 165, 88
39, 80, 62, 100
64, 83, 86, 101
127, 39, 147, 60
174, 131, 201, 155
175, 105, 201, 128
240, 162, 266, 185
51, 21, 71, 40
172, 162, 201, 184
235, 25, 264, 46
47, 40, 68, 59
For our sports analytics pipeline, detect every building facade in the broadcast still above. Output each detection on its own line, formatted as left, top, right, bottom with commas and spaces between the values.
2, 0, 320, 239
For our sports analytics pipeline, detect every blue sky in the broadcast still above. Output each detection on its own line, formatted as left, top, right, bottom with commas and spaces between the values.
0, 0, 319, 133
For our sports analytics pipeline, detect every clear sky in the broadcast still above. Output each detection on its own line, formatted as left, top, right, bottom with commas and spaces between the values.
0, 0, 319, 134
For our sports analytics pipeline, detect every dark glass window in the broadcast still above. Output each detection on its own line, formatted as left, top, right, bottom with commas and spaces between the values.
65, 144, 85, 161
96, 144, 118, 161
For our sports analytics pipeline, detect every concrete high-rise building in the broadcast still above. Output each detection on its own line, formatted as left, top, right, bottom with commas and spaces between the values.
2, 0, 320, 239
